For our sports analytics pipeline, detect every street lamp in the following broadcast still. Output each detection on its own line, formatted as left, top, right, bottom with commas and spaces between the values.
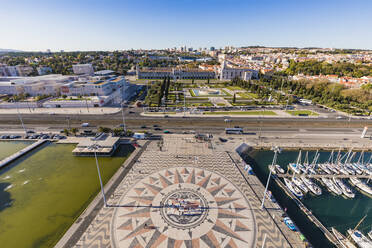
261, 146, 281, 209
88, 144, 108, 207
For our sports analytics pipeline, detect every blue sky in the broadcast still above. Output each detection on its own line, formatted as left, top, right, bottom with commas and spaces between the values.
1, 0, 372, 51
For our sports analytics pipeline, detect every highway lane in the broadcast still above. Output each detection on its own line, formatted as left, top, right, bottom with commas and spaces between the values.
0, 109, 370, 131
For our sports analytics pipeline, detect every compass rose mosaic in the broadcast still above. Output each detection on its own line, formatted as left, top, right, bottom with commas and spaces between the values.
112, 167, 255, 248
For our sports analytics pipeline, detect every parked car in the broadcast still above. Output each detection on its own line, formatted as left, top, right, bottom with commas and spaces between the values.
163, 130, 171, 133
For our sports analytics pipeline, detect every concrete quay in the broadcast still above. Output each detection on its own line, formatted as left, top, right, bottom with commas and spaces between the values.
0, 139, 47, 169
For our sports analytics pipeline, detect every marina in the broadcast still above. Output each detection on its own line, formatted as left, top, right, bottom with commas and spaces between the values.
245, 149, 372, 248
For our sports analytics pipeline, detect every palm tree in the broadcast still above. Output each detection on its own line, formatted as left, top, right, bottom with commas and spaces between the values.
63, 128, 70, 136
71, 128, 79, 136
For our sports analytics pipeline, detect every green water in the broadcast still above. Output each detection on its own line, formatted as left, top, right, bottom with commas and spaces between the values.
0, 143, 134, 248
0, 141, 32, 161
245, 150, 372, 248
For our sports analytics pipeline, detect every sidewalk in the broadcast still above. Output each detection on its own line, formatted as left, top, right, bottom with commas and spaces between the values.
0, 107, 121, 115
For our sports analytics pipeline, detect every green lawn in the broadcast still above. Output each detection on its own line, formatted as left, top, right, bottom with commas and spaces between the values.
216, 103, 226, 106
286, 110, 319, 116
237, 92, 258, 99
226, 86, 244, 91
204, 111, 277, 116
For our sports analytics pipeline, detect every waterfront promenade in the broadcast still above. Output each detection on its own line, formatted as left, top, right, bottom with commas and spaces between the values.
63, 135, 305, 248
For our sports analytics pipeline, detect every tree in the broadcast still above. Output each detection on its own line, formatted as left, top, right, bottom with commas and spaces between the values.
98, 126, 112, 133
233, 93, 236, 103
113, 127, 123, 136
71, 127, 79, 136
192, 78, 194, 84
63, 128, 70, 136
207, 78, 210, 84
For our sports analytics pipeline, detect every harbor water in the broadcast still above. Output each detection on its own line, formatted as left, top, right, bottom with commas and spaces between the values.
0, 141, 32, 161
0, 142, 134, 248
245, 150, 372, 248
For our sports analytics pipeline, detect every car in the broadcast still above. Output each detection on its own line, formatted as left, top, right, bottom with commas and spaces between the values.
164, 115, 169, 118
140, 125, 147, 129
224, 119, 231, 122
284, 217, 297, 231
336, 116, 346, 119
163, 130, 171, 133
219, 137, 228, 142
81, 123, 90, 127
26, 130, 35, 134
129, 111, 135, 114
154, 128, 162, 131
153, 124, 159, 127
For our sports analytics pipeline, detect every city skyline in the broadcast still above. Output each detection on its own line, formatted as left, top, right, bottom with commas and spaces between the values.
1, 0, 372, 51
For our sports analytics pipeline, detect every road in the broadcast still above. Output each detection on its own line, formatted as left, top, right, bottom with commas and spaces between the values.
0, 107, 370, 135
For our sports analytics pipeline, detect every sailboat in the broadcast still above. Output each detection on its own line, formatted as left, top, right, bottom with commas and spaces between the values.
302, 176, 322, 196
349, 177, 372, 197
284, 178, 303, 199
288, 150, 303, 174
347, 230, 372, 248
333, 177, 355, 199
331, 227, 357, 248
347, 215, 372, 248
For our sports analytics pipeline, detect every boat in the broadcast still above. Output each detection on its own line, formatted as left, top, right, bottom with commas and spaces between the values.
321, 177, 343, 195
288, 163, 302, 174
283, 217, 297, 231
318, 163, 332, 174
349, 177, 372, 196
275, 164, 285, 174
288, 150, 304, 174
269, 164, 277, 174
292, 177, 308, 194
302, 177, 322, 196
368, 229, 372, 241
284, 178, 303, 198
347, 229, 372, 248
332, 177, 355, 198
331, 227, 357, 248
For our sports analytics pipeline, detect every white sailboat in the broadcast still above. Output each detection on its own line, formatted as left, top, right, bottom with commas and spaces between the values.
347, 229, 372, 248
284, 178, 303, 199
288, 150, 304, 174
292, 177, 309, 194
331, 227, 357, 248
321, 177, 343, 195
302, 177, 322, 196
333, 177, 355, 199
349, 177, 372, 197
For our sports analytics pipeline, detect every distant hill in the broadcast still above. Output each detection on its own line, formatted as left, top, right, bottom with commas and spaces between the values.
0, 48, 23, 53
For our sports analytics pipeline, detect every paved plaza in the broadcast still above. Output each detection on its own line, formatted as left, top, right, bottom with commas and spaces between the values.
74, 135, 302, 248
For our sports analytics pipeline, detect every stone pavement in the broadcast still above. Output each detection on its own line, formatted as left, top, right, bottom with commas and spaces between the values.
72, 135, 301, 248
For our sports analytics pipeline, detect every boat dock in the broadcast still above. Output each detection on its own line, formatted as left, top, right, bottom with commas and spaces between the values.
276, 173, 372, 179
272, 176, 343, 247
0, 140, 47, 169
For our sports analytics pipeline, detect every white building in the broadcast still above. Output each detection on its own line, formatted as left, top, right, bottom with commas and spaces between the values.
60, 76, 127, 97
72, 64, 94, 75
0, 74, 75, 96
218, 61, 258, 80
137, 67, 215, 80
